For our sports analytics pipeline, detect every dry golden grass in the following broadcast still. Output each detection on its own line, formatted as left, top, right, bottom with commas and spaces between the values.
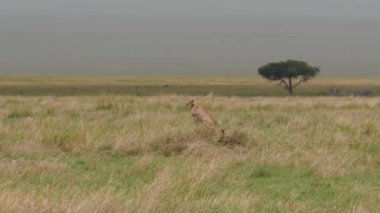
0, 95, 379, 212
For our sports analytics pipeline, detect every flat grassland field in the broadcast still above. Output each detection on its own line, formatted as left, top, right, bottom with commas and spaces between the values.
1, 76, 380, 96
0, 76, 379, 212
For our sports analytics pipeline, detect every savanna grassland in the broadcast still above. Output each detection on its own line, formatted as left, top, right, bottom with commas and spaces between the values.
1, 76, 380, 96
0, 77, 379, 212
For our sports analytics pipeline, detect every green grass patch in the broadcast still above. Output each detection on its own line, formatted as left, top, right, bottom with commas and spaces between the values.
215, 162, 379, 210
6, 110, 32, 119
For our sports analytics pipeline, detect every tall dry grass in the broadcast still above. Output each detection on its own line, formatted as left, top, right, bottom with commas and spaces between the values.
0, 95, 379, 212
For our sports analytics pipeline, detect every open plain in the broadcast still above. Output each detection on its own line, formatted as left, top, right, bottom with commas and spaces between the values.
0, 77, 379, 212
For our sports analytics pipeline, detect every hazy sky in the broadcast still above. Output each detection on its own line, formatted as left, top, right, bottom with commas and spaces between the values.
1, 0, 380, 76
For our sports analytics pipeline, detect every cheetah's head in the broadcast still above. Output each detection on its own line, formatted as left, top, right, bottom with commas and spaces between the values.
185, 99, 195, 108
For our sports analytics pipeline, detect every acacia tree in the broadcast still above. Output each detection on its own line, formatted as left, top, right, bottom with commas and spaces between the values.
258, 60, 320, 95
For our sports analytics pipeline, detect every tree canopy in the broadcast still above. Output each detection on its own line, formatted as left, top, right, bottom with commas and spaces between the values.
258, 60, 320, 95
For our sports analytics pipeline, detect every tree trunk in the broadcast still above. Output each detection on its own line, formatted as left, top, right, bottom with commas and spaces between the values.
288, 77, 293, 95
